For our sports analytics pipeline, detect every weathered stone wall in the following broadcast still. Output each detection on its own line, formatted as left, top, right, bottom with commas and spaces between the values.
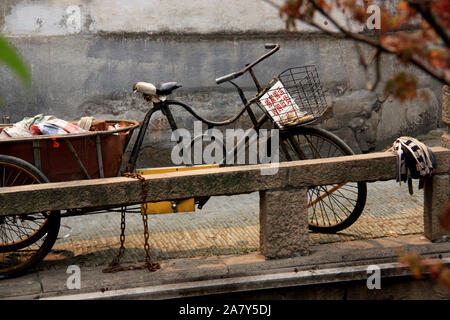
0, 0, 443, 167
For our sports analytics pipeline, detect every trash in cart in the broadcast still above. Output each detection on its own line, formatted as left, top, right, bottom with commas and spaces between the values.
0, 114, 130, 139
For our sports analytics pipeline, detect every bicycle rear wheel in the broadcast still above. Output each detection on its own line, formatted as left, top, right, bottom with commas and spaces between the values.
279, 126, 367, 233
0, 155, 60, 278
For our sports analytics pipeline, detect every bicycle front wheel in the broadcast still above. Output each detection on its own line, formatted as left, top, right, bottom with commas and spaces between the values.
279, 126, 367, 233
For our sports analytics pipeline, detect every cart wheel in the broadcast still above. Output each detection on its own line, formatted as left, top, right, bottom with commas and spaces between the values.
0, 155, 60, 278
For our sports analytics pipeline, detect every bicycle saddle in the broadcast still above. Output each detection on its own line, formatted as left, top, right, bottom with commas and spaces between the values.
133, 82, 182, 96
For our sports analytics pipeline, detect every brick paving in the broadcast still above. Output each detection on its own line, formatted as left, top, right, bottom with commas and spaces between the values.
39, 129, 445, 269
46, 171, 426, 268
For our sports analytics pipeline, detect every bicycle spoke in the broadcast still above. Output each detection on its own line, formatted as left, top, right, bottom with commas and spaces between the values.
326, 191, 354, 216
315, 187, 339, 225
317, 190, 331, 226
3, 221, 27, 241
323, 186, 345, 224
2, 223, 16, 243
316, 185, 345, 225
334, 187, 358, 205
311, 187, 329, 225
7, 220, 36, 238
308, 188, 320, 225
339, 185, 359, 193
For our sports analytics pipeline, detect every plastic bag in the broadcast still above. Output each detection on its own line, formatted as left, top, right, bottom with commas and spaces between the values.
19, 114, 55, 129
37, 122, 67, 135
77, 117, 94, 131
46, 118, 87, 134
2, 123, 33, 138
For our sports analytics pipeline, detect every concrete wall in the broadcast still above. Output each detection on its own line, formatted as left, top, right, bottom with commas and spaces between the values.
0, 0, 442, 167
1, 0, 341, 35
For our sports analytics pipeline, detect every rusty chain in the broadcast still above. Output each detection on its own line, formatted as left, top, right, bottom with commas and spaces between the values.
102, 172, 160, 273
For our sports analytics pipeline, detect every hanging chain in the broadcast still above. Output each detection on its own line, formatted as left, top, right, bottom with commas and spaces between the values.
141, 207, 160, 271
102, 172, 160, 273
102, 207, 127, 273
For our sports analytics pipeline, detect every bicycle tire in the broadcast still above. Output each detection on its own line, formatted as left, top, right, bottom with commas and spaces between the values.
279, 126, 367, 233
0, 155, 61, 278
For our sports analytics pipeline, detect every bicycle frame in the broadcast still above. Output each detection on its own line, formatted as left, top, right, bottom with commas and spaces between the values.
125, 96, 271, 174
125, 68, 285, 173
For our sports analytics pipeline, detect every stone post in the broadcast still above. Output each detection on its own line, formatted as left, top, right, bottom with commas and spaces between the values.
423, 175, 450, 241
425, 86, 450, 241
443, 86, 450, 148
259, 188, 309, 259
443, 85, 449, 131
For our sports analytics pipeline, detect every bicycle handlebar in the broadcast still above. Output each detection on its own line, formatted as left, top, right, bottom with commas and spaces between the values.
215, 72, 239, 84
215, 43, 280, 85
264, 43, 278, 50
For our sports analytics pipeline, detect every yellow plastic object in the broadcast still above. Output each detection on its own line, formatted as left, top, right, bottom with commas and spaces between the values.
137, 164, 219, 214
141, 198, 195, 215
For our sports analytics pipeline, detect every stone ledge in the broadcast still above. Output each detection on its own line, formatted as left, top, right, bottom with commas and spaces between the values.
0, 147, 448, 216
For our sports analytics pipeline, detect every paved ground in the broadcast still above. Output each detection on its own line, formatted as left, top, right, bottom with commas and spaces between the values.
2, 234, 450, 299
46, 181, 423, 267
33, 128, 445, 271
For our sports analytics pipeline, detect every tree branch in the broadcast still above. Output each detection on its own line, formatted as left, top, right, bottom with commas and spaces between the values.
306, 0, 449, 85
262, 0, 449, 85
408, 1, 450, 47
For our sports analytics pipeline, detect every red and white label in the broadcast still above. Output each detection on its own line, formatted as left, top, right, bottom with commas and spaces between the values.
259, 81, 303, 126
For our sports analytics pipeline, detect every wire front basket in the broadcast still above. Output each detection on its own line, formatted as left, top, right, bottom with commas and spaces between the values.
258, 65, 328, 128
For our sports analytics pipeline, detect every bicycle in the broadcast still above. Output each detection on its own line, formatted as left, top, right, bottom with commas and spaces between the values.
0, 43, 367, 278
130, 43, 367, 233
